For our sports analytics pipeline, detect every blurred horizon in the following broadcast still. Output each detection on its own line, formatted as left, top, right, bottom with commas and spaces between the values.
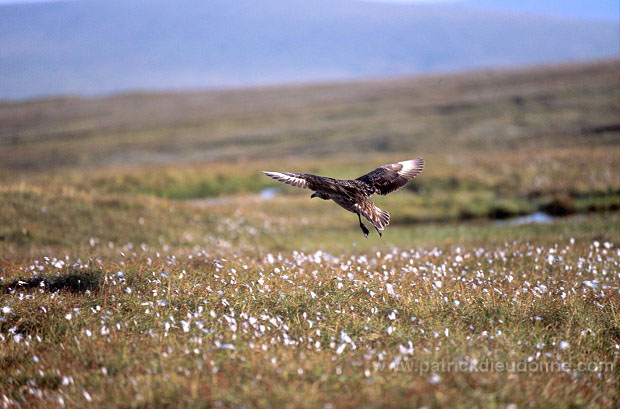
0, 0, 618, 100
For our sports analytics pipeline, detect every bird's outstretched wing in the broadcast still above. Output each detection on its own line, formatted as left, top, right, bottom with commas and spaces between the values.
263, 172, 311, 189
262, 171, 358, 197
356, 158, 424, 195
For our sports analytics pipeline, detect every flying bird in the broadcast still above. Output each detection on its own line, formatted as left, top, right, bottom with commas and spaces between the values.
263, 158, 424, 237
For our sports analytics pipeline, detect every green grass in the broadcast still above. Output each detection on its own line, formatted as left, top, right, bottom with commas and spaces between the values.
1, 60, 619, 408
1, 227, 618, 408
1, 177, 619, 408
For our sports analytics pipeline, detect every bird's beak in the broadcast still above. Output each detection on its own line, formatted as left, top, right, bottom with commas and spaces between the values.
310, 193, 317, 199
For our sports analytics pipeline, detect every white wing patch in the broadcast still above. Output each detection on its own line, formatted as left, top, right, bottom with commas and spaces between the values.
263, 171, 309, 189
397, 158, 424, 178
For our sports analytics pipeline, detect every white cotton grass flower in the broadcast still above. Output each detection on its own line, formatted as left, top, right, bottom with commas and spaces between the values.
340, 331, 352, 344
398, 342, 414, 355
388, 355, 402, 370
83, 391, 92, 402
558, 340, 570, 350
580, 328, 595, 336
583, 280, 598, 290
1, 306, 12, 314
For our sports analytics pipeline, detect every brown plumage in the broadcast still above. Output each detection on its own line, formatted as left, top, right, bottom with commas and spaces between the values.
263, 158, 424, 237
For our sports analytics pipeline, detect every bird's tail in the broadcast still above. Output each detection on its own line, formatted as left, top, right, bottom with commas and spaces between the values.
375, 207, 390, 230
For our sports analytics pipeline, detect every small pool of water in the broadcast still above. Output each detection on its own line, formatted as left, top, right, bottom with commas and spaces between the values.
495, 211, 555, 226
259, 188, 278, 200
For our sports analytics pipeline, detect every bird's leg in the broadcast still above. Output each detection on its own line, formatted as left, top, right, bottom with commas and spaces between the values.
357, 213, 369, 238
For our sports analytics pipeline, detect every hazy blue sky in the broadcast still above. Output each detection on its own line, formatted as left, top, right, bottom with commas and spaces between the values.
1, 0, 617, 98
0, 0, 618, 21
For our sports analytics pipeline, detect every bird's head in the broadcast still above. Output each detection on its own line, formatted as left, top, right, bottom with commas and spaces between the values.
311, 192, 328, 200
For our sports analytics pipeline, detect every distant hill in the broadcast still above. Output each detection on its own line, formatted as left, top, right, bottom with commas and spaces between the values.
1, 59, 618, 171
0, 0, 618, 99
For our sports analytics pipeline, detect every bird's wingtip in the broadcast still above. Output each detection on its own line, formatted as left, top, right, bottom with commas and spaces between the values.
397, 158, 425, 177
263, 171, 285, 179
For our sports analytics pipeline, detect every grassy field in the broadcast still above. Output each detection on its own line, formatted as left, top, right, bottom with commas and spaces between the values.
0, 60, 619, 408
